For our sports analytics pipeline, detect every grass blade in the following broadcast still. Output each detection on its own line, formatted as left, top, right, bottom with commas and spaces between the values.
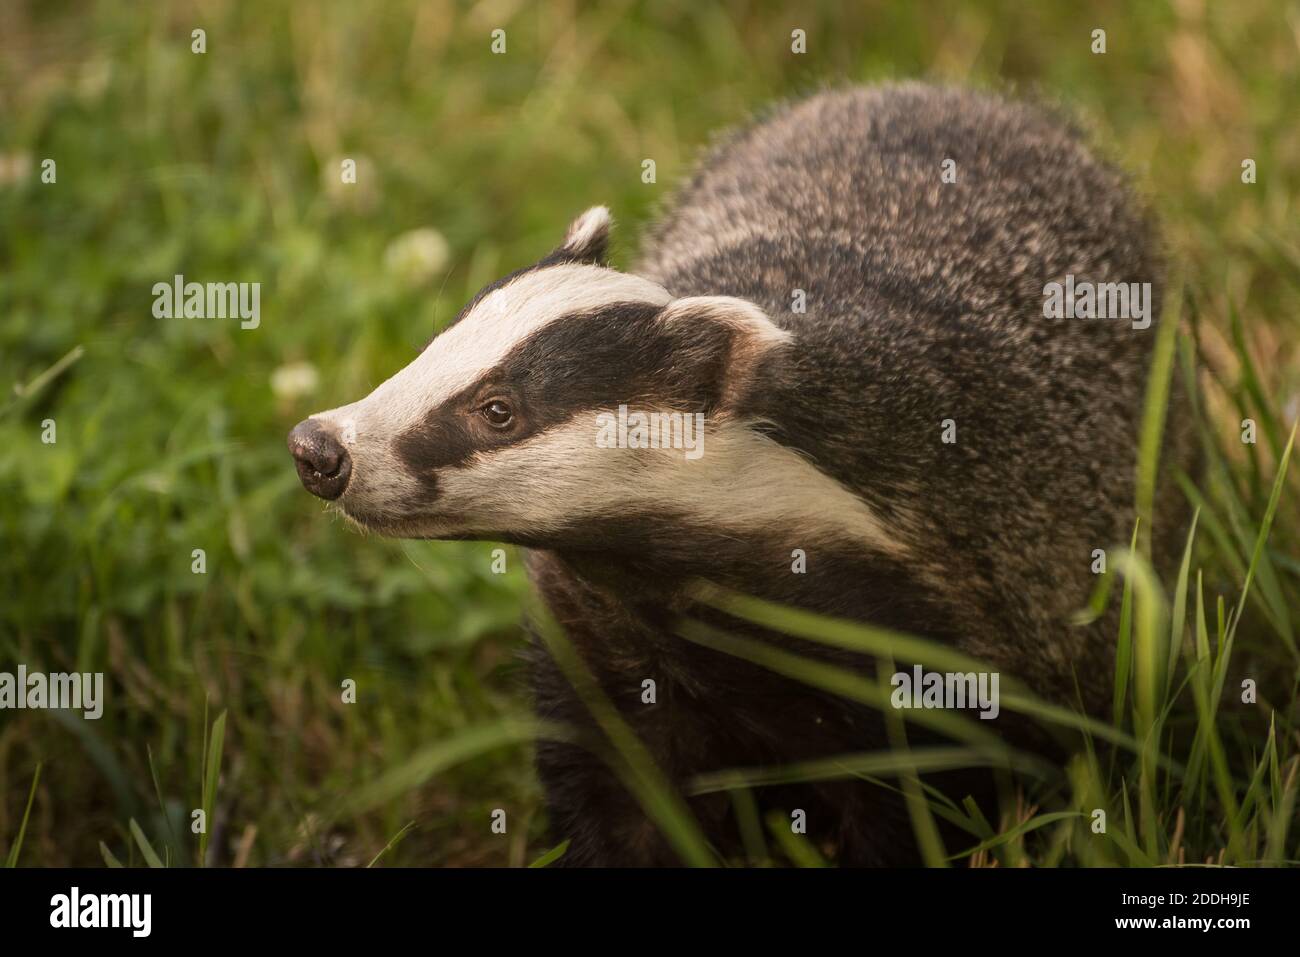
4, 763, 42, 868
366, 821, 417, 868
129, 818, 165, 869
199, 710, 227, 867
528, 840, 570, 868
99, 841, 124, 868
1134, 276, 1182, 559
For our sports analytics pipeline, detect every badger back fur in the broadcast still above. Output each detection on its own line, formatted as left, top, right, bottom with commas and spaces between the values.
635, 82, 1193, 703
292, 83, 1195, 866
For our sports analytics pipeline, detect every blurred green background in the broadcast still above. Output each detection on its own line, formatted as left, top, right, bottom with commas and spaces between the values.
1, 0, 1297, 866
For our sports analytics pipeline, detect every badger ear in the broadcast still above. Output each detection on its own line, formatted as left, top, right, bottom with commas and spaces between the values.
556, 206, 613, 265
658, 295, 793, 414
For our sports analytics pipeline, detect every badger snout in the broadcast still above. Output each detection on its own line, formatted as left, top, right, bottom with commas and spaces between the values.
288, 418, 352, 501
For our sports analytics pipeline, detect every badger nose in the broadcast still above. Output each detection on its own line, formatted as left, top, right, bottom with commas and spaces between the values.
288, 419, 352, 500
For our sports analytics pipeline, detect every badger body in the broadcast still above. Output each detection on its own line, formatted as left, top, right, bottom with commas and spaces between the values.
290, 84, 1191, 866
635, 83, 1176, 706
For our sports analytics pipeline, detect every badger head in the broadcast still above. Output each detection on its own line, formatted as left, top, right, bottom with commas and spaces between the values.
288, 207, 803, 550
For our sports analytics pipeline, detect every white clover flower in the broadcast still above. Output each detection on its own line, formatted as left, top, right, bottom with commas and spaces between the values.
271, 360, 320, 399
384, 227, 451, 287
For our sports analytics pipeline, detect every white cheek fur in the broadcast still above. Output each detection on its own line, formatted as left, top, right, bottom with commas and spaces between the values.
431, 415, 909, 557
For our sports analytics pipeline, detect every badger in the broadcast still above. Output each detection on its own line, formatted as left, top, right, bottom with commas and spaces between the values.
289, 84, 1193, 866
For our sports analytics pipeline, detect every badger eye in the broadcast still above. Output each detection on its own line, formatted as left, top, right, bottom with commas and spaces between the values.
481, 399, 514, 429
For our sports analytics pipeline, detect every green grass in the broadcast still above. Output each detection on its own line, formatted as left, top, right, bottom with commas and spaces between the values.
1, 0, 1298, 866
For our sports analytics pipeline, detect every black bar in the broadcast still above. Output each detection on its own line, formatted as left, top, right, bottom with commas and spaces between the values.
0, 866, 1287, 943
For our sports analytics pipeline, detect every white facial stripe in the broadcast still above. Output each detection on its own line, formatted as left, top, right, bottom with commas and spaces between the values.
314, 263, 672, 437
432, 415, 909, 557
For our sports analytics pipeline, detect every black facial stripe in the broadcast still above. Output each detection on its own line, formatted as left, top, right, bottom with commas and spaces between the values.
394, 298, 732, 496
503, 300, 738, 412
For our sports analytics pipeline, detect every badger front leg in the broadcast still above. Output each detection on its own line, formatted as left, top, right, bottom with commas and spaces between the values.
526, 628, 736, 866
533, 737, 681, 867
526, 632, 696, 866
